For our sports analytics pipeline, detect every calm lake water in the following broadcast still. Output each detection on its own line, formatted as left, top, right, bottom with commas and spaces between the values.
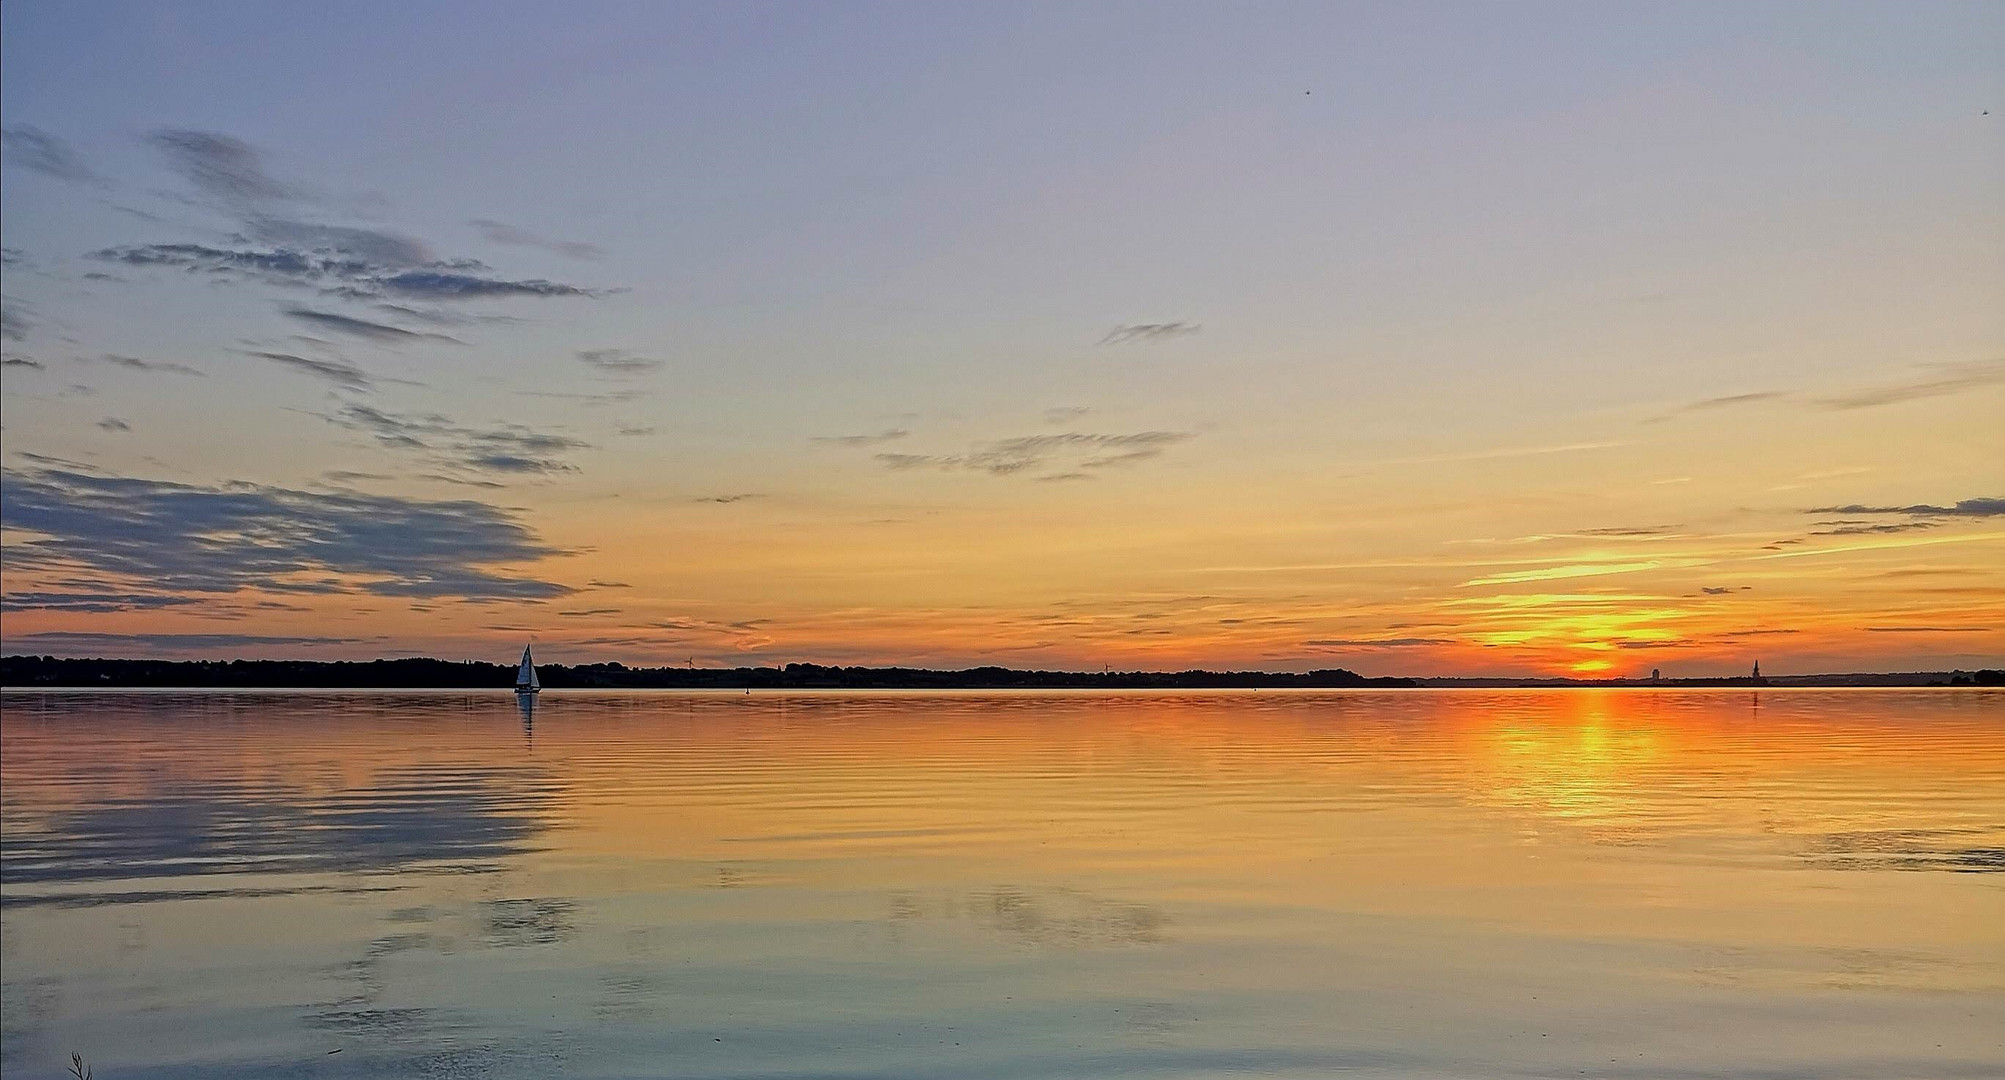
2, 689, 2001, 1078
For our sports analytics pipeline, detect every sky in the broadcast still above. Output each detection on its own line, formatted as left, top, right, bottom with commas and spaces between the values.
1, 1, 2000, 676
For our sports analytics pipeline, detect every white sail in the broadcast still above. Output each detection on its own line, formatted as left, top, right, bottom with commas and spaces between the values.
516, 645, 540, 692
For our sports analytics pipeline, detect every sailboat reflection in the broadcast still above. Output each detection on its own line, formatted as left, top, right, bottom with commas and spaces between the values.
517, 691, 536, 749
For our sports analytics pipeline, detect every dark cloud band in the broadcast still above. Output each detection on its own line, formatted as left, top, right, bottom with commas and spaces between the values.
0, 466, 573, 602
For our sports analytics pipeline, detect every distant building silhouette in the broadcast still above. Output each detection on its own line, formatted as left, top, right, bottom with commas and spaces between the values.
1651, 668, 1661, 682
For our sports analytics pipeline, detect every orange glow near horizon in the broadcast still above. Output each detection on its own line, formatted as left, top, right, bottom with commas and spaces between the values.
4, 515, 2002, 678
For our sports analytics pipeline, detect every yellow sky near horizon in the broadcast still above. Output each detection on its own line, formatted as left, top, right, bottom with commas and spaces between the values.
7, 368, 1996, 675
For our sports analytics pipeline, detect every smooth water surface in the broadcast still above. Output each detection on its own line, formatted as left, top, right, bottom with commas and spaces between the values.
3, 689, 2002, 1078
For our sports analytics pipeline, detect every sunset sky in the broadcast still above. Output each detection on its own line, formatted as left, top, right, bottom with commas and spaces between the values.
2, 1, 2000, 676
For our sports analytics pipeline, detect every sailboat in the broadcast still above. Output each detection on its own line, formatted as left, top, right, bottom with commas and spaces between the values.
515, 644, 541, 696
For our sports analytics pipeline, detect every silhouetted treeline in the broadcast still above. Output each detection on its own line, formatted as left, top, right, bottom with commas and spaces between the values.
0, 655, 1416, 689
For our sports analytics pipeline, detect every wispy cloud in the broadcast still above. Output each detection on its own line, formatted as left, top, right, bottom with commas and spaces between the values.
812, 429, 909, 447
1809, 520, 1937, 536
1807, 498, 2004, 518
1, 125, 107, 185
0, 466, 573, 601
1, 301, 31, 341
1663, 360, 2005, 420
1756, 530, 2005, 562
577, 348, 663, 375
146, 128, 439, 265
373, 303, 519, 328
1575, 525, 1679, 538
325, 404, 591, 475
1100, 322, 1200, 345
1377, 441, 1628, 467
363, 267, 602, 300
254, 221, 435, 267
91, 354, 205, 377
873, 431, 1194, 476
1461, 560, 1666, 587
1817, 360, 2005, 410
1656, 390, 1789, 420
246, 351, 374, 391
88, 239, 593, 300
517, 387, 643, 407
693, 493, 762, 504
1794, 497, 2002, 538
89, 244, 601, 302
150, 129, 296, 203
96, 417, 132, 433
1689, 390, 1788, 411
282, 307, 461, 344
415, 473, 505, 489
12, 452, 99, 471
1864, 625, 1991, 633
473, 219, 604, 260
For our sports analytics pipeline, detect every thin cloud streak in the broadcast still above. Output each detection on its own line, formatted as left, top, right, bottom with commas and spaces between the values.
1, 125, 107, 185
1100, 322, 1200, 345
246, 351, 374, 390
1372, 441, 1629, 467
1661, 359, 2005, 420
812, 429, 909, 447
576, 348, 663, 374
89, 244, 602, 302
473, 219, 604, 260
873, 431, 1193, 476
283, 307, 460, 345
1807, 498, 2004, 518
1816, 360, 2005, 410
150, 129, 297, 203
1460, 561, 1670, 587
92, 354, 204, 377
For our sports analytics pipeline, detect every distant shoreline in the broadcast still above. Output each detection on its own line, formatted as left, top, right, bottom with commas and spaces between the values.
3, 656, 1998, 690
